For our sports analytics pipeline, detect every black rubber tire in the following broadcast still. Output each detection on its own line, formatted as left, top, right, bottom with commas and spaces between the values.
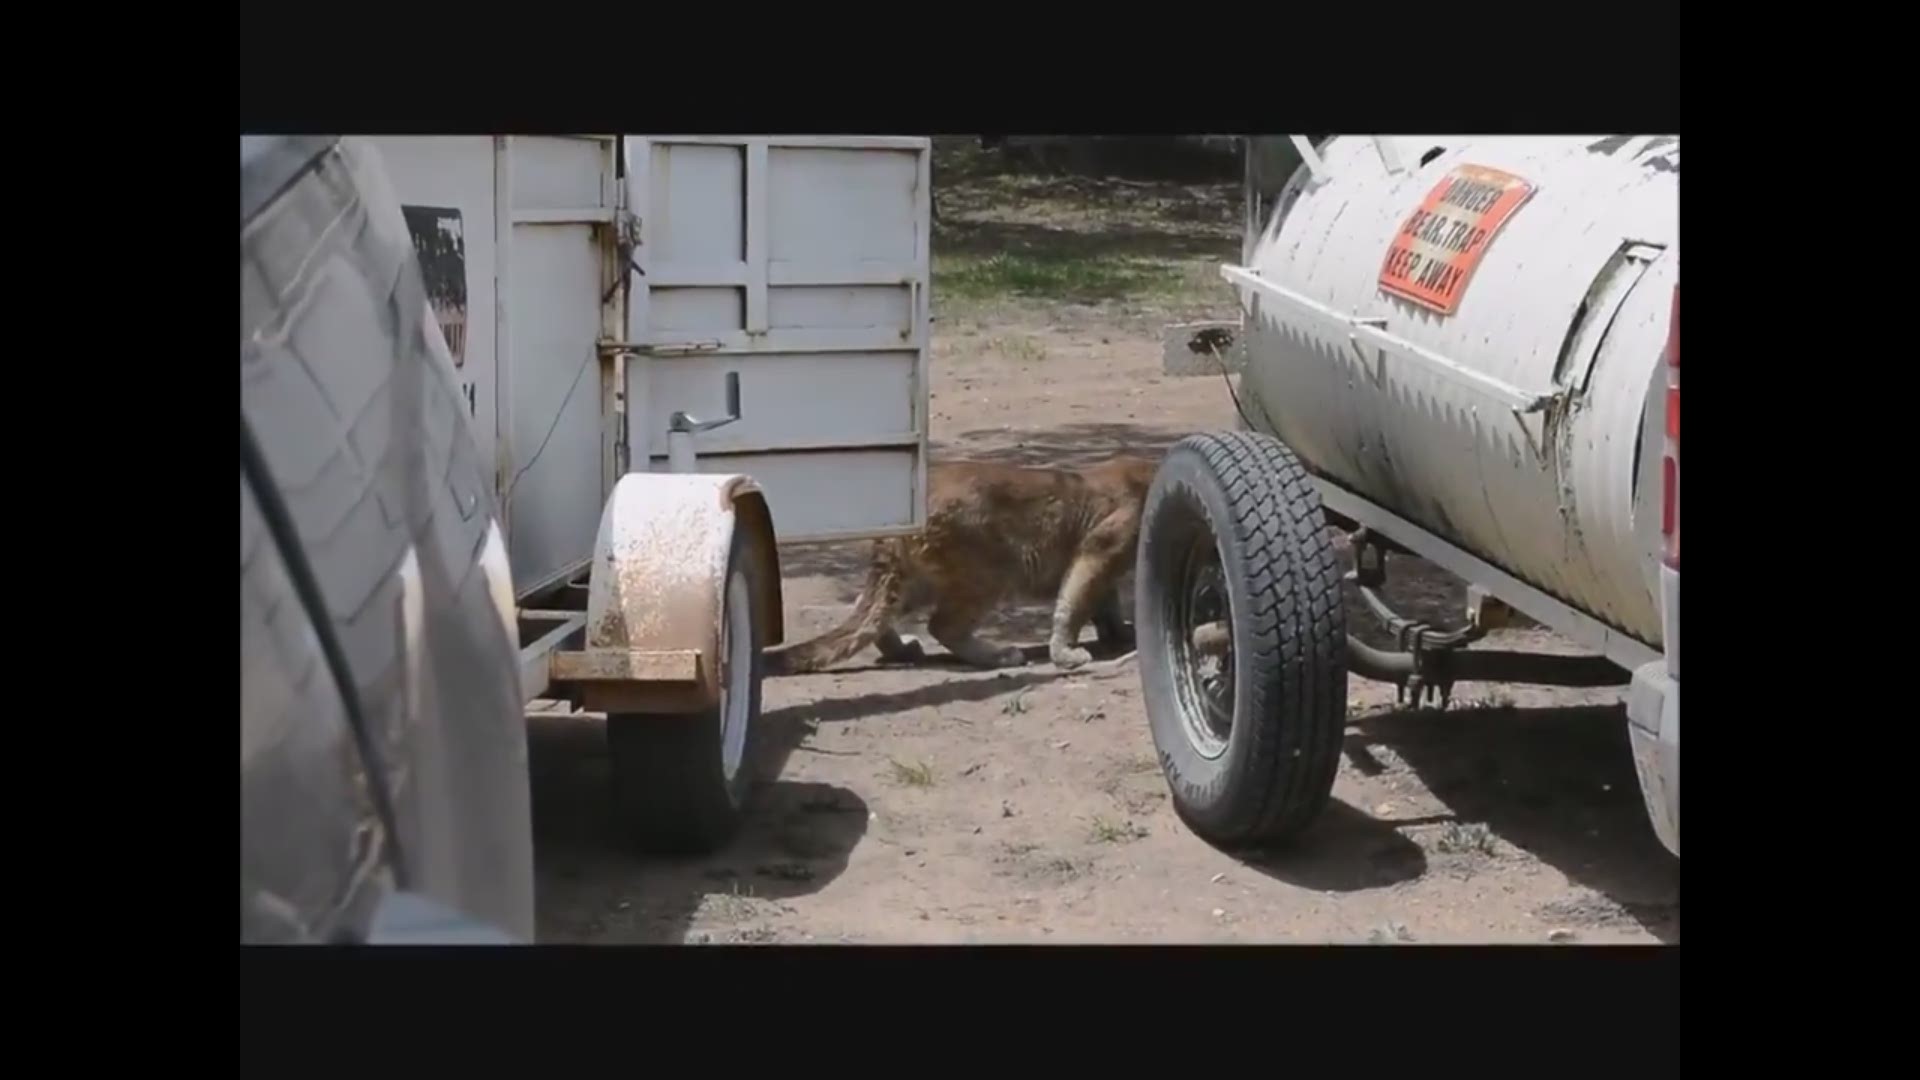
1135, 431, 1348, 849
606, 526, 767, 855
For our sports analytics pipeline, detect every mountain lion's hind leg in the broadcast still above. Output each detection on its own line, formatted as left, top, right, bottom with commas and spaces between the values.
1049, 514, 1135, 669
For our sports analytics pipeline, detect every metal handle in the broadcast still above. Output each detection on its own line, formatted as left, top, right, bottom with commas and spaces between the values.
669, 371, 742, 435
665, 372, 743, 474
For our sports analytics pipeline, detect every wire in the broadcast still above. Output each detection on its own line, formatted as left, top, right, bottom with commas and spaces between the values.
1209, 340, 1256, 431
505, 345, 598, 510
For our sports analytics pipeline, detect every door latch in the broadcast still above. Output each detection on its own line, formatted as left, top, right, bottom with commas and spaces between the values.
666, 371, 743, 473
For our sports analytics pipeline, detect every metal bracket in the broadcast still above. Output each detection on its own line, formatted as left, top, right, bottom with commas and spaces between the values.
1290, 136, 1328, 183
1466, 585, 1517, 632
1162, 321, 1245, 377
1345, 527, 1489, 708
1351, 528, 1390, 588
1371, 137, 1407, 175
666, 371, 742, 473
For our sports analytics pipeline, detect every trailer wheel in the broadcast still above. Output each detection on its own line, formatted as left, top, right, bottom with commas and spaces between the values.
606, 526, 767, 854
1136, 431, 1348, 848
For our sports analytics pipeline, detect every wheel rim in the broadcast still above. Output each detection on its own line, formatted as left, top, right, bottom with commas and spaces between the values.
717, 568, 753, 783
1164, 510, 1235, 760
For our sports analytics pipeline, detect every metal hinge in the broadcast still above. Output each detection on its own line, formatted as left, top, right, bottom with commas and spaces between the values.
602, 210, 646, 304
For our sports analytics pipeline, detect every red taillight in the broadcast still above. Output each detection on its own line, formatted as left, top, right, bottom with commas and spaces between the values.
1660, 455, 1677, 540
1660, 282, 1679, 569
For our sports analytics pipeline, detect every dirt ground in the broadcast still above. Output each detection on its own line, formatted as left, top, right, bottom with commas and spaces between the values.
528, 140, 1681, 945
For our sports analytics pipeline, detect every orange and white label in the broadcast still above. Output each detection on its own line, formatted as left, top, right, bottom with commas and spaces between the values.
1378, 164, 1535, 315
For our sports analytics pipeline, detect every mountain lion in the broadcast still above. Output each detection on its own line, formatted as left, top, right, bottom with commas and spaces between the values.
765, 455, 1159, 674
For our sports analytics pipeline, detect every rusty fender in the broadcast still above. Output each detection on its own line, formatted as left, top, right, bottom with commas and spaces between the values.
578, 472, 782, 714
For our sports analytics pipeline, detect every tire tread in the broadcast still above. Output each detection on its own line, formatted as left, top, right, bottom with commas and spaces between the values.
1146, 430, 1347, 846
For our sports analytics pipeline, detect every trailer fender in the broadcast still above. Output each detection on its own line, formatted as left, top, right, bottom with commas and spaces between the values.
583, 472, 784, 713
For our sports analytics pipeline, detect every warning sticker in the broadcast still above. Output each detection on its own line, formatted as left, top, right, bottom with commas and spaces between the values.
1378, 164, 1535, 315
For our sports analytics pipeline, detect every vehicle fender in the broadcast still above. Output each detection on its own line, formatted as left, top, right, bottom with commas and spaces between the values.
585, 472, 784, 711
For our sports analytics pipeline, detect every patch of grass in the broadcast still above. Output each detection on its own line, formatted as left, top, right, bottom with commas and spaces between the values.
986, 334, 1049, 362
929, 137, 1243, 325
1042, 856, 1085, 880
936, 252, 1185, 305
887, 757, 937, 788
1090, 815, 1150, 844
1435, 821, 1499, 857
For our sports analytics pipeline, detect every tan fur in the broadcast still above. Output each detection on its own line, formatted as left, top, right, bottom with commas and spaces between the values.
764, 455, 1160, 674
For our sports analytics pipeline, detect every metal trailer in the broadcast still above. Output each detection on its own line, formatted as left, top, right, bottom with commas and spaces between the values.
363, 134, 933, 853
1146, 135, 1679, 859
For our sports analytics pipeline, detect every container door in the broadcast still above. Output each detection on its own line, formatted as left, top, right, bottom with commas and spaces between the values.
374, 135, 622, 600
501, 135, 623, 596
622, 136, 932, 544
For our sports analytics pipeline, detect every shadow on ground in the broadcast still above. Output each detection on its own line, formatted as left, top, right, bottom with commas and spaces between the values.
529, 656, 1091, 943
527, 712, 868, 945
1312, 536, 1672, 936
1233, 799, 1433, 892
959, 136, 1242, 185
1348, 702, 1681, 941
1190, 702, 1678, 939
759, 665, 1075, 740
938, 217, 1235, 269
935, 136, 1241, 209
938, 422, 1190, 470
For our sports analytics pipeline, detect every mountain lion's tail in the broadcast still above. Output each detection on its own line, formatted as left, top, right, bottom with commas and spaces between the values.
763, 541, 907, 675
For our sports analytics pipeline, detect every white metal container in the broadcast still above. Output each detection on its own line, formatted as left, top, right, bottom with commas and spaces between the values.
1230, 135, 1679, 663
365, 136, 933, 597
357, 134, 933, 855
624, 136, 931, 544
